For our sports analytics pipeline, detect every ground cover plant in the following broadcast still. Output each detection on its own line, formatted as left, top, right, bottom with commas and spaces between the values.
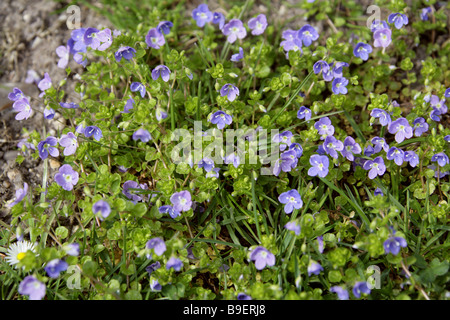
0, 0, 449, 300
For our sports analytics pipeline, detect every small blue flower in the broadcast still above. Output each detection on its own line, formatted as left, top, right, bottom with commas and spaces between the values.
363, 156, 386, 179
308, 154, 329, 178
159, 205, 181, 219
370, 108, 391, 126
330, 286, 349, 300
284, 221, 301, 235
388, 118, 413, 143
420, 7, 432, 21
166, 257, 183, 271
114, 46, 136, 62
60, 102, 79, 109
219, 84, 240, 102
323, 136, 344, 159
130, 82, 146, 98
212, 12, 225, 30
7, 183, 28, 207
353, 42, 372, 61
297, 106, 312, 121
404, 150, 419, 167
314, 117, 334, 139
37, 136, 59, 160
92, 200, 111, 221
132, 128, 152, 143
157, 21, 173, 35
224, 153, 240, 168
19, 276, 46, 300
237, 293, 252, 300
151, 65, 171, 82
222, 19, 247, 44
371, 136, 389, 153
386, 147, 405, 166
198, 157, 215, 172
374, 188, 384, 196
170, 190, 192, 212
250, 246, 275, 270
64, 243, 80, 256
273, 130, 293, 151
84, 126, 103, 141
313, 60, 330, 75
431, 152, 449, 167
384, 228, 407, 255
209, 110, 232, 129
248, 14, 268, 36
388, 13, 408, 29
278, 189, 303, 214
353, 281, 371, 298
307, 261, 323, 276
146, 237, 167, 256
145, 28, 165, 49
231, 47, 244, 62
192, 4, 213, 28
298, 24, 319, 47
45, 259, 68, 278
332, 62, 349, 78
341, 136, 361, 161
289, 143, 303, 158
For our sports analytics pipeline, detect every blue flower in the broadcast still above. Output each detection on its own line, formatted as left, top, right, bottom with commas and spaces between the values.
413, 117, 428, 137
278, 189, 303, 214
308, 154, 329, 178
250, 246, 275, 270
313, 60, 330, 75
384, 228, 407, 255
297, 106, 312, 121
298, 24, 319, 47
273, 150, 297, 176
92, 200, 111, 221
192, 4, 213, 28
371, 136, 389, 153
353, 281, 371, 298
237, 293, 252, 300
19, 276, 46, 300
341, 136, 361, 161
166, 257, 183, 271
114, 46, 136, 62
314, 117, 334, 139
353, 42, 372, 61
332, 62, 349, 78
170, 190, 192, 212
37, 136, 59, 160
60, 102, 79, 109
44, 259, 68, 278
404, 150, 419, 167
224, 153, 240, 168
431, 152, 449, 167
330, 286, 349, 300
132, 128, 152, 142
198, 157, 215, 172
84, 126, 103, 141
289, 143, 303, 158
420, 7, 432, 21
284, 221, 301, 235
388, 118, 413, 143
273, 130, 293, 151
146, 237, 167, 256
374, 188, 384, 196
222, 19, 247, 43
146, 261, 161, 276
219, 83, 239, 102
370, 108, 391, 126
54, 164, 79, 191
7, 183, 28, 207
157, 21, 173, 35
8, 87, 26, 101
231, 47, 244, 62
307, 261, 323, 276
323, 136, 344, 159
388, 13, 408, 29
248, 14, 268, 36
159, 205, 181, 219
209, 110, 232, 129
363, 156, 386, 179
212, 12, 225, 30
130, 82, 146, 98
151, 65, 171, 82
121, 95, 135, 113
386, 146, 405, 166
145, 28, 165, 49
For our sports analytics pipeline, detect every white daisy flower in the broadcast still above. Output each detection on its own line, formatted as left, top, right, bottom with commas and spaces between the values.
5, 240, 36, 268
